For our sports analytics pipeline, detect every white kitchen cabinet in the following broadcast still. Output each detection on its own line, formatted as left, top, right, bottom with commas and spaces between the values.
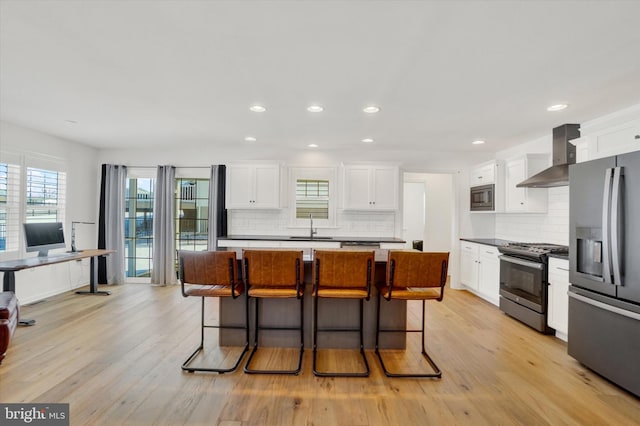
571, 137, 590, 163
478, 246, 500, 305
459, 241, 500, 306
226, 164, 280, 209
343, 165, 398, 210
504, 154, 549, 213
547, 257, 570, 341
586, 118, 640, 160
470, 160, 497, 186
460, 242, 479, 290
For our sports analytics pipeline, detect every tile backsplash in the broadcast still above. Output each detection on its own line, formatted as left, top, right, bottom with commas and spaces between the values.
495, 187, 569, 245
228, 209, 397, 237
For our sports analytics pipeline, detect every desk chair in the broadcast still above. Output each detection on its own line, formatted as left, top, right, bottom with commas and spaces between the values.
375, 251, 449, 378
179, 250, 248, 373
312, 250, 374, 377
243, 250, 304, 375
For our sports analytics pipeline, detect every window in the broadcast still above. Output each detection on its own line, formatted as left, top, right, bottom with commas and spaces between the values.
0, 162, 21, 252
25, 167, 66, 223
175, 178, 209, 252
289, 167, 336, 228
0, 155, 66, 255
125, 178, 154, 278
296, 179, 329, 219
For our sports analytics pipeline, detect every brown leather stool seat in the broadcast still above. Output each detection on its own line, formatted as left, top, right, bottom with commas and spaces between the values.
243, 249, 305, 375
179, 250, 249, 373
312, 250, 374, 377
375, 250, 449, 378
0, 291, 19, 365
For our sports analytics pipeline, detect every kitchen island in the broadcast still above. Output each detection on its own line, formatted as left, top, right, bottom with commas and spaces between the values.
217, 236, 409, 349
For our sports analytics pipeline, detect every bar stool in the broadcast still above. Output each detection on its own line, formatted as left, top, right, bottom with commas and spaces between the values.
243, 249, 304, 375
179, 250, 249, 373
375, 250, 449, 378
312, 250, 374, 377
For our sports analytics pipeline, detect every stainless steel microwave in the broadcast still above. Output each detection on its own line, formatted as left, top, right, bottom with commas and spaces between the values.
470, 184, 495, 211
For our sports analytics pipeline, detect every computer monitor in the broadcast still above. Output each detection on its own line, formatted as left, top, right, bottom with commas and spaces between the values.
23, 222, 66, 257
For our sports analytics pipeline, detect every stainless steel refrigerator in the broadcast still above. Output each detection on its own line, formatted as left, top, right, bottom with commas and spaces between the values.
568, 150, 640, 397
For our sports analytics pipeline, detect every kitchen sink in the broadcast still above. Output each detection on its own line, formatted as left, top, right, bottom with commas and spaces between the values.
289, 236, 334, 240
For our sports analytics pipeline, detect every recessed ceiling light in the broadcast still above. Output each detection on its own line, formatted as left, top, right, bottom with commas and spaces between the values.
249, 104, 266, 112
547, 103, 568, 112
244, 136, 257, 142
308, 143, 318, 148
361, 138, 374, 143
363, 105, 380, 114
472, 140, 485, 145
307, 105, 324, 112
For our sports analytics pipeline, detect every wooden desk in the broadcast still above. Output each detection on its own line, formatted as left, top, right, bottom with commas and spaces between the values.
0, 249, 114, 324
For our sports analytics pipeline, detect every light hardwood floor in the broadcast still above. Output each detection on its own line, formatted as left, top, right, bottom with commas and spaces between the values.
1, 283, 639, 425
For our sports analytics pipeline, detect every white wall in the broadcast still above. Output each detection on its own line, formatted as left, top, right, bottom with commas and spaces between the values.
0, 121, 99, 303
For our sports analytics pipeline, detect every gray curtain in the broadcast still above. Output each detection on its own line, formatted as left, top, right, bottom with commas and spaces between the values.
151, 165, 177, 285
102, 164, 127, 284
208, 165, 219, 250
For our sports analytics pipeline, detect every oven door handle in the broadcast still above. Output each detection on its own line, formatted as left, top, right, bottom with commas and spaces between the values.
499, 255, 544, 270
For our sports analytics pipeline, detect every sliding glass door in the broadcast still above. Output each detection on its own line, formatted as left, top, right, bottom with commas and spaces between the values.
125, 178, 154, 278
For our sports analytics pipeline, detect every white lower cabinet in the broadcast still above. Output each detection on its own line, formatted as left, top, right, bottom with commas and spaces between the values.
460, 242, 479, 291
459, 241, 500, 306
547, 257, 570, 341
477, 247, 500, 305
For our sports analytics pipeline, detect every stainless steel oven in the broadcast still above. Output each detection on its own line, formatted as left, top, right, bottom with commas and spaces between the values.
470, 184, 495, 211
498, 243, 568, 334
499, 255, 545, 312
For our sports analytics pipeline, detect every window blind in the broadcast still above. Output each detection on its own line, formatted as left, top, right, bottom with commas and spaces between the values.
296, 179, 329, 219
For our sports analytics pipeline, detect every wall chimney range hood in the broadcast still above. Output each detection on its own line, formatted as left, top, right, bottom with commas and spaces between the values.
517, 124, 580, 188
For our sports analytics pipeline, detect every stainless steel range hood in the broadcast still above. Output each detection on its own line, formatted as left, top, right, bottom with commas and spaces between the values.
517, 124, 580, 188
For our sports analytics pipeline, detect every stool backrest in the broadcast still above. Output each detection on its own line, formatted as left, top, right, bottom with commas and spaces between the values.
313, 250, 375, 289
387, 251, 449, 289
242, 250, 303, 287
178, 250, 237, 285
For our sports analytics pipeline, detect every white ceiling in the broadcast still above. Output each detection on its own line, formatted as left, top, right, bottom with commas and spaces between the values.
1, 1, 640, 162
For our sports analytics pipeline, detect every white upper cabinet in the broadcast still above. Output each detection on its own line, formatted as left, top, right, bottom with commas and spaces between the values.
226, 164, 280, 209
586, 118, 640, 160
470, 160, 497, 186
504, 154, 549, 213
343, 165, 399, 210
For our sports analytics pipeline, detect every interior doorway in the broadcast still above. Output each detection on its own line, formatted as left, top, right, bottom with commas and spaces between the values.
403, 181, 426, 250
403, 173, 454, 253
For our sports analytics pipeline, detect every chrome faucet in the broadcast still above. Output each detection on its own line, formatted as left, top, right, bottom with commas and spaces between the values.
310, 213, 317, 239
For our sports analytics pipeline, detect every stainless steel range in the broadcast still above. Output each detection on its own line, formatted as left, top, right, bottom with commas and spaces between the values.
498, 242, 569, 333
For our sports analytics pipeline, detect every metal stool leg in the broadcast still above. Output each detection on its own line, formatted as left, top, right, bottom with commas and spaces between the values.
182, 296, 249, 374
375, 299, 441, 378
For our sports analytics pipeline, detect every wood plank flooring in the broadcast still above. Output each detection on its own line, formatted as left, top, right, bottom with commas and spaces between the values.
1, 283, 639, 425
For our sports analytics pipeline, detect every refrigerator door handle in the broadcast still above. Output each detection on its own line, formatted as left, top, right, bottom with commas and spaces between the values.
611, 166, 624, 286
602, 168, 613, 285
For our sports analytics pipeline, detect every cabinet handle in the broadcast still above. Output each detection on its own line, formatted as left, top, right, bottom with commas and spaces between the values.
557, 267, 569, 271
